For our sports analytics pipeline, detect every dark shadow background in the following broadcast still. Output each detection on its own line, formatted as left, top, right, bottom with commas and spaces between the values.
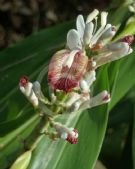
0, 0, 111, 50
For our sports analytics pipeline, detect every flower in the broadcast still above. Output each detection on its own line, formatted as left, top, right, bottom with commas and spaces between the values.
54, 123, 78, 144
79, 90, 110, 111
66, 9, 133, 68
48, 9, 134, 93
48, 49, 88, 92
95, 35, 134, 67
19, 76, 39, 107
66, 9, 116, 51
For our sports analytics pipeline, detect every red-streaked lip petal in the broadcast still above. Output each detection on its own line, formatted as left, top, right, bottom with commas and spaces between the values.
54, 77, 78, 93
48, 50, 88, 92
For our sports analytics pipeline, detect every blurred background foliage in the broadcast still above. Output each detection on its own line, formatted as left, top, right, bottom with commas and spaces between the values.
0, 0, 117, 50
0, 0, 135, 169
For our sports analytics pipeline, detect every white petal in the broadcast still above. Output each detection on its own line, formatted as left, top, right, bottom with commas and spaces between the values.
20, 86, 25, 93
33, 81, 41, 95
86, 70, 96, 86
63, 50, 79, 67
25, 82, 33, 97
109, 42, 132, 59
80, 90, 110, 110
91, 27, 104, 45
30, 92, 39, 107
66, 92, 80, 107
33, 81, 45, 101
105, 24, 112, 29
98, 25, 116, 41
96, 42, 133, 67
92, 61, 96, 67
91, 12, 108, 45
101, 11, 108, 27
68, 128, 74, 132
76, 15, 85, 39
73, 101, 81, 111
79, 79, 89, 92
108, 42, 129, 52
83, 22, 94, 45
61, 132, 68, 140
75, 133, 79, 138
67, 29, 82, 50
86, 9, 99, 23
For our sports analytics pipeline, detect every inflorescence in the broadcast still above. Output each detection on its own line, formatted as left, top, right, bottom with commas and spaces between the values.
19, 9, 134, 144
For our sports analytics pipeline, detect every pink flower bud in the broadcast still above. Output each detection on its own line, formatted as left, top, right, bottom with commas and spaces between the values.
66, 129, 78, 144
54, 123, 79, 144
19, 76, 39, 107
121, 35, 134, 45
48, 49, 88, 93
19, 76, 29, 87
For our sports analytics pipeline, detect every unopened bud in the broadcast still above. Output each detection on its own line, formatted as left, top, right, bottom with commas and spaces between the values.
19, 76, 29, 87
121, 35, 134, 45
19, 76, 39, 107
54, 123, 78, 144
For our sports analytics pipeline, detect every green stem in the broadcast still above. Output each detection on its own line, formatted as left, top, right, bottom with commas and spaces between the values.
25, 114, 50, 151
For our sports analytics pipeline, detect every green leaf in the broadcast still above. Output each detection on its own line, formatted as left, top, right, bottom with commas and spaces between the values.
0, 21, 74, 168
10, 151, 32, 169
27, 66, 109, 169
109, 48, 135, 109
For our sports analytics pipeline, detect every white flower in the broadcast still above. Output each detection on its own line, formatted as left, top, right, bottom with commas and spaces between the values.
66, 10, 133, 69
66, 9, 116, 51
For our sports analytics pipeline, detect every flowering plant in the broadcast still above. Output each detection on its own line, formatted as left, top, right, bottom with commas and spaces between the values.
0, 3, 134, 168
19, 9, 134, 145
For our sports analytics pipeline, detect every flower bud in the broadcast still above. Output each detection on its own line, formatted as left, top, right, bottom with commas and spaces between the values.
80, 70, 96, 92
80, 90, 110, 111
66, 128, 78, 144
19, 76, 29, 87
121, 35, 134, 45
96, 40, 133, 67
19, 76, 39, 107
98, 25, 116, 41
54, 123, 78, 144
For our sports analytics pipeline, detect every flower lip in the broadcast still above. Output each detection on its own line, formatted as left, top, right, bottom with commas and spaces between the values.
48, 50, 88, 93
19, 76, 29, 87
121, 35, 134, 45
